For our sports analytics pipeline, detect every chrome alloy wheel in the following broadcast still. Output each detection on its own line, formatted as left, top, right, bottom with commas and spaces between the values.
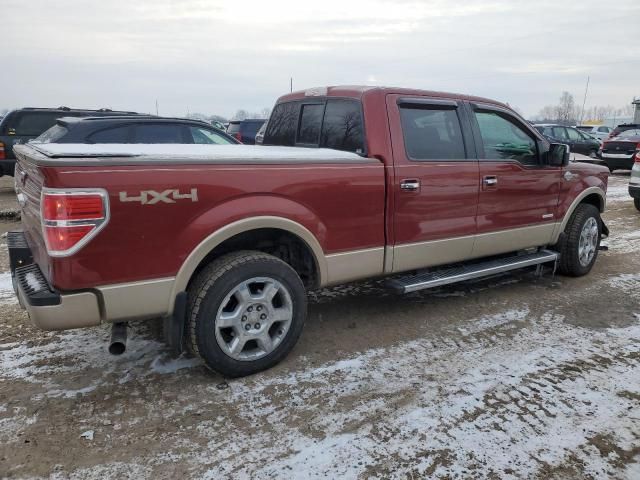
214, 277, 293, 361
578, 217, 599, 267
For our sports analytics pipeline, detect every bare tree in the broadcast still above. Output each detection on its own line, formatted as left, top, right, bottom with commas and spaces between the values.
232, 109, 249, 121
555, 92, 577, 125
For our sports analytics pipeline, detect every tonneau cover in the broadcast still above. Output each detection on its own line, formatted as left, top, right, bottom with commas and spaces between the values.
15, 143, 374, 166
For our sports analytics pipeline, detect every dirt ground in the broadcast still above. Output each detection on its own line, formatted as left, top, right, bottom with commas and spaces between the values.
0, 173, 639, 479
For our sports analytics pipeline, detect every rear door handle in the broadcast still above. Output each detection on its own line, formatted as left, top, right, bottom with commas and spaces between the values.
483, 175, 498, 186
400, 179, 420, 192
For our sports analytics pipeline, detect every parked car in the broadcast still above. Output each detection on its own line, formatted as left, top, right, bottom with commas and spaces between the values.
601, 128, 640, 172
34, 116, 240, 145
9, 85, 608, 378
630, 152, 640, 211
0, 107, 140, 176
534, 124, 601, 158
575, 125, 613, 141
226, 119, 266, 144
255, 121, 267, 145
608, 123, 640, 139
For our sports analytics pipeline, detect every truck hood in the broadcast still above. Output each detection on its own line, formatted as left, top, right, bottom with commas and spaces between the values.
16, 143, 372, 166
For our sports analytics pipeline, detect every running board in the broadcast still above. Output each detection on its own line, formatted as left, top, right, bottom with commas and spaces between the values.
388, 250, 558, 294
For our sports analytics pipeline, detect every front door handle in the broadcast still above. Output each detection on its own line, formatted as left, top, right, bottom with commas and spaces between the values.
483, 175, 498, 186
400, 179, 420, 192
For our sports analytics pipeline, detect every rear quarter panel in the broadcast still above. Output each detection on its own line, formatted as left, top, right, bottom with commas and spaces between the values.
41, 162, 386, 290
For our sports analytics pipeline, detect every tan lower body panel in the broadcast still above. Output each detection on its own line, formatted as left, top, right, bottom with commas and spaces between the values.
392, 236, 475, 273
392, 223, 559, 274
324, 247, 385, 286
472, 223, 557, 258
96, 277, 175, 322
21, 291, 102, 331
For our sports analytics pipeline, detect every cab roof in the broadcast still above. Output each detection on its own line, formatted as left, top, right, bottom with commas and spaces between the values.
276, 85, 509, 109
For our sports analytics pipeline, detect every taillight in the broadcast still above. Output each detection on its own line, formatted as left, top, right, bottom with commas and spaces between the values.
635, 152, 640, 163
41, 189, 109, 256
234, 132, 243, 142
0, 142, 5, 160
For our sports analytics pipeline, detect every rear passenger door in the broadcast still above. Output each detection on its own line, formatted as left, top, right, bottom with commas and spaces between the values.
469, 103, 561, 258
387, 95, 479, 273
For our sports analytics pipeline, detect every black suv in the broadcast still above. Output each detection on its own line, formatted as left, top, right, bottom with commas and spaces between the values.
0, 107, 140, 176
533, 124, 601, 158
35, 116, 240, 146
226, 119, 266, 144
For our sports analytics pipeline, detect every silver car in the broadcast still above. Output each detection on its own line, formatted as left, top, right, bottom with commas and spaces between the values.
576, 125, 614, 141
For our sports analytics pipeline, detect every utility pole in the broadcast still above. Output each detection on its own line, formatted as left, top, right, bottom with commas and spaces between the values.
155, 99, 159, 116
579, 76, 590, 125
290, 77, 293, 93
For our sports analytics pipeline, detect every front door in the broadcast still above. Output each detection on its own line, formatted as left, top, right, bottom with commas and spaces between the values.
469, 103, 562, 258
386, 94, 479, 273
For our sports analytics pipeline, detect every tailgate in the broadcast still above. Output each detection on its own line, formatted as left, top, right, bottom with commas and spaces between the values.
13, 151, 51, 283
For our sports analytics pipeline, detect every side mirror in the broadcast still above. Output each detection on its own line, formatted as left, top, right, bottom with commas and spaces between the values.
548, 143, 570, 167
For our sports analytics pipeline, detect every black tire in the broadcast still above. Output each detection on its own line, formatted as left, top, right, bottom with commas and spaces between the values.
187, 250, 307, 378
557, 204, 602, 277
634, 198, 640, 212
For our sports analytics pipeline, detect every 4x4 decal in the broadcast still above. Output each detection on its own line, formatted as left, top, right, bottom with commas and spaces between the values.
119, 188, 198, 205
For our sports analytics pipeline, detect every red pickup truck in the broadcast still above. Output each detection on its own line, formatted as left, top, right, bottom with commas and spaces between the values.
9, 86, 609, 377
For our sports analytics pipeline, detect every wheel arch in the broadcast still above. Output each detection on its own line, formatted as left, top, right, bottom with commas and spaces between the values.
171, 216, 327, 307
551, 187, 606, 243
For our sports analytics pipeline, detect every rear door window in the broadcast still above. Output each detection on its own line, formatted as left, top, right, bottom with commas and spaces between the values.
298, 104, 324, 144
474, 111, 537, 165
87, 126, 132, 143
189, 126, 234, 144
399, 105, 465, 160
264, 102, 299, 146
551, 126, 568, 140
320, 100, 364, 153
134, 124, 185, 143
566, 128, 582, 141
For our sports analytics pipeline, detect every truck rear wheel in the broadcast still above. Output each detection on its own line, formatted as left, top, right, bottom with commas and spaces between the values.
187, 251, 307, 378
557, 204, 601, 277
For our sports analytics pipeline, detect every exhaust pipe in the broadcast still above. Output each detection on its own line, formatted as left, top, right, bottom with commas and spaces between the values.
109, 322, 127, 355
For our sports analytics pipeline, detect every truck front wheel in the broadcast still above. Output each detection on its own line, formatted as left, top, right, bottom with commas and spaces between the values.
187, 251, 307, 378
557, 204, 602, 277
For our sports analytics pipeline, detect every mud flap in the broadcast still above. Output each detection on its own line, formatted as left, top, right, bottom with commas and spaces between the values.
164, 292, 187, 355
598, 220, 609, 251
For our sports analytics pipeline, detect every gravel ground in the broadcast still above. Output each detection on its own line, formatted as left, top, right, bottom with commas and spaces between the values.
0, 172, 639, 479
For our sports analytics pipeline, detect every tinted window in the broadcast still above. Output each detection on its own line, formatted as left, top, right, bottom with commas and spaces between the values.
566, 128, 582, 141
298, 104, 323, 144
320, 100, 364, 153
264, 102, 298, 146
598, 126, 610, 133
552, 126, 568, 140
190, 126, 234, 145
13, 113, 63, 136
474, 111, 537, 165
241, 121, 264, 138
88, 126, 131, 143
400, 106, 465, 160
134, 124, 184, 143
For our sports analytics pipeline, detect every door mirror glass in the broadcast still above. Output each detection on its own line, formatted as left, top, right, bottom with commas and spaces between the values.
548, 143, 570, 166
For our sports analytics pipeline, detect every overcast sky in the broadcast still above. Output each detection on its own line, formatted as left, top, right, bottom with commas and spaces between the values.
2, 0, 638, 119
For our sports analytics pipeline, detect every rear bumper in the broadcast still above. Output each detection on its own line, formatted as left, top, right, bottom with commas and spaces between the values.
602, 154, 634, 170
9, 232, 101, 330
8, 230, 175, 331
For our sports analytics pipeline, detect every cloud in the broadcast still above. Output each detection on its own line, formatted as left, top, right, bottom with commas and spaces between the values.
1, 0, 639, 118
